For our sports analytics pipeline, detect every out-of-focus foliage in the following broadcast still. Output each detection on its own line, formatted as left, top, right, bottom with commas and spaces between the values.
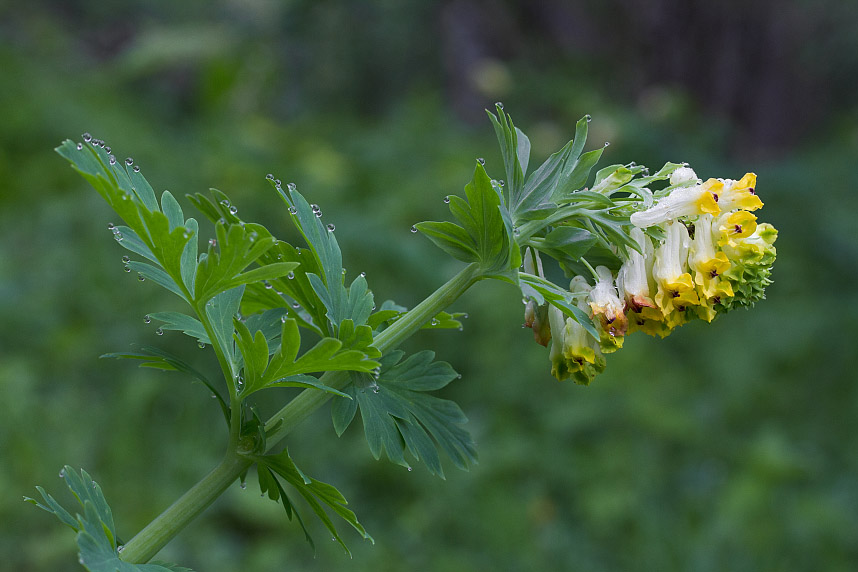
2, 1, 858, 570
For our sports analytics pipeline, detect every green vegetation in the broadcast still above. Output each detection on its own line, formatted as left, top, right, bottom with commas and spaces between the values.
3, 2, 858, 570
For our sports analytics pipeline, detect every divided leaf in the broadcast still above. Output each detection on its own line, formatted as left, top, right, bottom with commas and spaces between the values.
254, 450, 373, 556
26, 467, 194, 572
331, 350, 476, 478
416, 162, 516, 278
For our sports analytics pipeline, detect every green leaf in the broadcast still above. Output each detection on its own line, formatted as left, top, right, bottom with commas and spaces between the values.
254, 318, 380, 394
416, 163, 514, 276
334, 350, 476, 478
205, 285, 245, 375
100, 346, 229, 424
27, 466, 193, 571
535, 226, 598, 263
193, 221, 292, 304
486, 104, 526, 204
254, 450, 373, 556
147, 312, 210, 345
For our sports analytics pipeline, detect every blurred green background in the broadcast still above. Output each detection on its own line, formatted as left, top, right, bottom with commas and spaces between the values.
2, 1, 858, 570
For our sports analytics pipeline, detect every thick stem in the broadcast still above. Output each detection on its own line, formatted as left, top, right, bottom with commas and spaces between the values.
118, 452, 251, 564
119, 262, 483, 563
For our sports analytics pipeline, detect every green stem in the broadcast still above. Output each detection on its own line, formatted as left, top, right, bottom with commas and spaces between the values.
119, 262, 483, 564
118, 451, 251, 564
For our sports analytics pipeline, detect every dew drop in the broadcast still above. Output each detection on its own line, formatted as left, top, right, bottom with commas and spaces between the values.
443, 196, 450, 204
264, 281, 273, 289
82, 132, 92, 142
220, 199, 230, 207
287, 183, 297, 191
291, 302, 300, 309
281, 315, 288, 323
359, 271, 366, 277
288, 206, 297, 215
125, 157, 133, 166
137, 273, 145, 281
155, 328, 164, 336
495, 101, 504, 109
498, 180, 505, 187
117, 545, 124, 553
107, 222, 115, 230
143, 315, 151, 324
457, 374, 462, 379
124, 265, 131, 273
477, 157, 486, 165
109, 155, 117, 165
229, 205, 238, 215
407, 466, 413, 472
287, 271, 295, 280
410, 225, 418, 233
104, 145, 111, 153
209, 238, 217, 248
198, 342, 206, 349
463, 313, 469, 319
266, 173, 274, 180
585, 114, 592, 122
310, 203, 319, 212
122, 255, 130, 263
133, 165, 140, 173
430, 318, 439, 326
76, 143, 83, 150
326, 223, 335, 232
274, 179, 282, 187
114, 233, 123, 242
240, 482, 247, 490
603, 141, 610, 148
59, 468, 65, 478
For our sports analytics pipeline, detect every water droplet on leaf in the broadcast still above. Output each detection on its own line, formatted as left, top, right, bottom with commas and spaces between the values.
287, 183, 297, 191
143, 315, 151, 324
477, 157, 486, 165
287, 271, 295, 280
585, 114, 592, 122
137, 273, 144, 281
155, 328, 164, 335
229, 205, 238, 215
76, 143, 82, 150
327, 223, 335, 231
495, 101, 504, 109
125, 158, 133, 166
109, 155, 116, 165
266, 173, 274, 180
133, 165, 140, 173
410, 225, 418, 233
198, 342, 206, 349
82, 133, 92, 142
444, 196, 450, 204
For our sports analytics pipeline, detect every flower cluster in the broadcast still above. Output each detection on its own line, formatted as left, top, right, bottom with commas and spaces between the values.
528, 167, 777, 385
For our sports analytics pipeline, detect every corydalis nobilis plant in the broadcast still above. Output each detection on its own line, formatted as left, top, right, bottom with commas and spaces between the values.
27, 105, 777, 571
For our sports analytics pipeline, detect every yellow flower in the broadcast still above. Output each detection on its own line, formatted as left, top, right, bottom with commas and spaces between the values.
718, 172, 763, 212
630, 178, 722, 228
652, 221, 699, 314
716, 210, 758, 246
548, 305, 605, 384
688, 214, 733, 307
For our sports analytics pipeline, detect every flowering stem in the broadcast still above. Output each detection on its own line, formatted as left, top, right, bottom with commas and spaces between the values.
119, 263, 482, 564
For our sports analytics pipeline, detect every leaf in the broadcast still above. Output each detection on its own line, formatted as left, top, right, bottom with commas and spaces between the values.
27, 466, 194, 571
100, 346, 229, 424
256, 318, 380, 392
254, 450, 373, 556
147, 312, 210, 345
333, 350, 477, 478
536, 226, 598, 262
416, 162, 514, 276
486, 104, 526, 204
205, 285, 245, 376
193, 220, 294, 304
